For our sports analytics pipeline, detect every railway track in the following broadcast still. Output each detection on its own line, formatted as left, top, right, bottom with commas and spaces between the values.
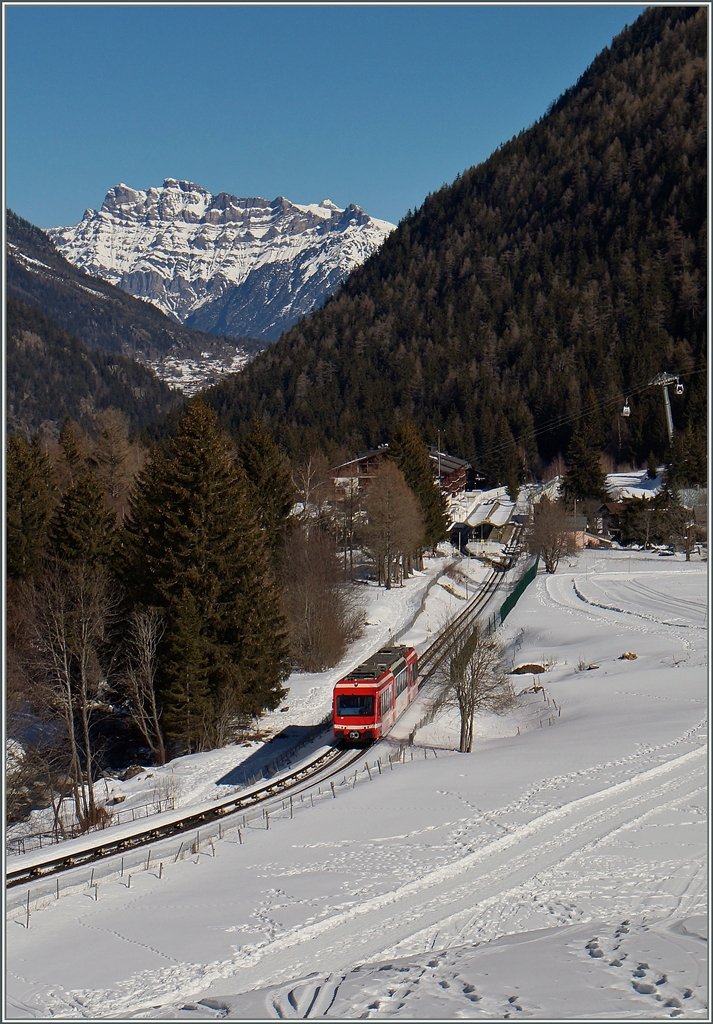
418, 527, 523, 685
6, 745, 366, 889
7, 533, 524, 889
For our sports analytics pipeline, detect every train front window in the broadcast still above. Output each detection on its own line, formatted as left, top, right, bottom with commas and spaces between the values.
337, 694, 374, 717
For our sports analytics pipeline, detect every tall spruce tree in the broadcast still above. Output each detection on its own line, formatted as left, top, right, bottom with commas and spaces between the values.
159, 589, 212, 751
561, 428, 607, 505
666, 424, 707, 488
239, 416, 294, 562
121, 399, 289, 752
6, 433, 53, 579
49, 471, 116, 566
389, 422, 448, 548
489, 414, 522, 501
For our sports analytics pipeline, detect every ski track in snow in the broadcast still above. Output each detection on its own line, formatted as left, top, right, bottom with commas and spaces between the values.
538, 561, 706, 658
12, 739, 706, 1019
6, 552, 707, 1020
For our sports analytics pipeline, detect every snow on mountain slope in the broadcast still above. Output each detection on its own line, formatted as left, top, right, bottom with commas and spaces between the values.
48, 180, 395, 341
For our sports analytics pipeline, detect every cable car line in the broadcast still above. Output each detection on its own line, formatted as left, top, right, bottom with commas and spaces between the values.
470, 364, 704, 467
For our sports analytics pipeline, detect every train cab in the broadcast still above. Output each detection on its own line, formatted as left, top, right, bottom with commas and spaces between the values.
333, 645, 418, 744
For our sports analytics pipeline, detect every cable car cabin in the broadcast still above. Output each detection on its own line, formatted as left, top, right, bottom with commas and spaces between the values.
333, 645, 419, 744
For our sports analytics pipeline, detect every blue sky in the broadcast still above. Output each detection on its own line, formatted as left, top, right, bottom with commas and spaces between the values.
6, 4, 646, 229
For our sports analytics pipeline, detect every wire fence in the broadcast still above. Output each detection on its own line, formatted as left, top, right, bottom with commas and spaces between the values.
8, 747, 442, 923
7, 713, 336, 859
6, 797, 176, 857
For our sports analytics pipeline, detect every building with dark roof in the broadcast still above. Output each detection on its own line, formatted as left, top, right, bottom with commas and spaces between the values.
330, 444, 472, 497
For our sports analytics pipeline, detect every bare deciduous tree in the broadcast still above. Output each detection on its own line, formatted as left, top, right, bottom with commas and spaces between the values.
526, 495, 576, 573
92, 408, 147, 515
435, 623, 515, 753
336, 479, 363, 578
361, 461, 424, 589
122, 607, 166, 765
20, 559, 119, 829
292, 454, 334, 531
282, 525, 363, 671
7, 741, 75, 840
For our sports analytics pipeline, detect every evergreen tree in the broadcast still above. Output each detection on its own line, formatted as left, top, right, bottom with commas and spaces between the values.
389, 422, 448, 548
49, 470, 116, 566
487, 415, 522, 500
122, 399, 289, 750
239, 416, 294, 561
6, 433, 53, 579
562, 428, 607, 505
620, 486, 687, 548
159, 590, 212, 752
666, 424, 707, 488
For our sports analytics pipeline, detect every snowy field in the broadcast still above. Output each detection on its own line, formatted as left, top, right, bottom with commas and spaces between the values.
5, 548, 707, 1019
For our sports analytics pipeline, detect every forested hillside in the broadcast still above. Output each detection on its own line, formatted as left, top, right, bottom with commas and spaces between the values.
205, 6, 706, 481
7, 210, 252, 361
7, 298, 178, 435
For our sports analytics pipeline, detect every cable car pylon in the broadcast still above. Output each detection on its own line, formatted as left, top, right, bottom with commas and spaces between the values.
622, 373, 684, 443
648, 372, 684, 444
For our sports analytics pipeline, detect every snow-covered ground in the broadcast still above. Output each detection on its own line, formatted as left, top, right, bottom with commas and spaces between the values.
6, 548, 707, 1019
606, 469, 666, 501
8, 553, 485, 849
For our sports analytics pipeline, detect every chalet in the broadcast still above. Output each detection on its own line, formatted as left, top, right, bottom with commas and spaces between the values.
331, 444, 472, 497
594, 502, 626, 543
428, 448, 472, 496
331, 447, 389, 495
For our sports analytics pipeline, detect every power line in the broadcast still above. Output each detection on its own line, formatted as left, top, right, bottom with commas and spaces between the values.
472, 364, 706, 465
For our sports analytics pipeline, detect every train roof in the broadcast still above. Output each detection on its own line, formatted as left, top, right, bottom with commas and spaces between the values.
341, 645, 414, 682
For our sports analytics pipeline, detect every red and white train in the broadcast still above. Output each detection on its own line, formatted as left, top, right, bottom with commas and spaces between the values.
333, 645, 419, 744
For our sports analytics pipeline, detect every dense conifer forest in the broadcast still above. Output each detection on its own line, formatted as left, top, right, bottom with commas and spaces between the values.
6, 298, 179, 436
203, 6, 706, 483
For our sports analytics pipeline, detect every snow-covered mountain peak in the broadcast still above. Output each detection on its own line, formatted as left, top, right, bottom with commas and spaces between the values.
100, 179, 214, 225
50, 180, 395, 339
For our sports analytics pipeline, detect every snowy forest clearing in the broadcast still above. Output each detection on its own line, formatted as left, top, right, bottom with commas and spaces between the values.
6, 549, 707, 1019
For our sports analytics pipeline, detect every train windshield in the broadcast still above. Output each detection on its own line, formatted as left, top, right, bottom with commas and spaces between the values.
337, 694, 374, 717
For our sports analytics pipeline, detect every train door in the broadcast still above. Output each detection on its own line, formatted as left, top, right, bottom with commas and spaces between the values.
378, 682, 395, 734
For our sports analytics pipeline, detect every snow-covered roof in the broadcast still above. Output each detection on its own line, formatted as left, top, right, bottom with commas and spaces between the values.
466, 500, 514, 528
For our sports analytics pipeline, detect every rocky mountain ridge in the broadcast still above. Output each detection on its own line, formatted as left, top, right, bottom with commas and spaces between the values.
49, 179, 395, 340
